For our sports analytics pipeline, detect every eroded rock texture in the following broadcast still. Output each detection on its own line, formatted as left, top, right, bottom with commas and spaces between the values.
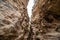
0, 0, 29, 40
31, 0, 60, 40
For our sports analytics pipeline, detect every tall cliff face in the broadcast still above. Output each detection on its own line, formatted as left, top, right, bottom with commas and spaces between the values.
31, 0, 60, 40
0, 0, 29, 40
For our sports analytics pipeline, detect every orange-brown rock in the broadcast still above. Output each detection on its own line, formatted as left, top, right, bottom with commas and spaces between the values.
31, 0, 60, 40
0, 0, 29, 40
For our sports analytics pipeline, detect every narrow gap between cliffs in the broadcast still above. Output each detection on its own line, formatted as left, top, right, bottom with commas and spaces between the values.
27, 0, 35, 22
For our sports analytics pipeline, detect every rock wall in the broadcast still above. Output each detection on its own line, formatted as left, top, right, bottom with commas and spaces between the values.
0, 0, 29, 40
31, 0, 60, 40
0, 0, 60, 40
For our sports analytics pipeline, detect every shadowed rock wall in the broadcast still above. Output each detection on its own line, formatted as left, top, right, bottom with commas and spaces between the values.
0, 0, 60, 40
31, 0, 60, 40
0, 0, 29, 40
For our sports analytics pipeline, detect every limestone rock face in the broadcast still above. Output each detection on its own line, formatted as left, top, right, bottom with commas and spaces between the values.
0, 0, 29, 40
31, 0, 60, 40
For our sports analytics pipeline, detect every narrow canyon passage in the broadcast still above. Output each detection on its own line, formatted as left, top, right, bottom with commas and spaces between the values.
27, 0, 35, 21
0, 0, 60, 40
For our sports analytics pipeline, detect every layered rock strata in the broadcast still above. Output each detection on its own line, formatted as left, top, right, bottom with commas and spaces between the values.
0, 0, 60, 40
31, 0, 60, 40
0, 0, 29, 40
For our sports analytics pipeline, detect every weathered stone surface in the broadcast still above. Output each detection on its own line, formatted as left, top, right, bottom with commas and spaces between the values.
0, 0, 29, 40
31, 0, 60, 40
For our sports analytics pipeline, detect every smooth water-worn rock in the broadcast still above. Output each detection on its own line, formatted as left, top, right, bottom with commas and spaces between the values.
0, 0, 29, 40
31, 0, 60, 40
